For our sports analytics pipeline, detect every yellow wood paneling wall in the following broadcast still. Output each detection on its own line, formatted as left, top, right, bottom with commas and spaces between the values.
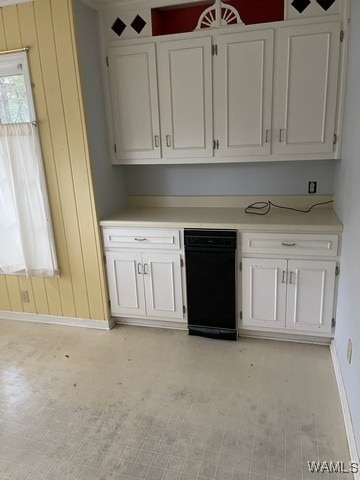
0, 0, 109, 322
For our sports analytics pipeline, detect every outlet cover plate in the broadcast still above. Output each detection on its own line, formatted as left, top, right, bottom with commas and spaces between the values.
308, 181, 317, 194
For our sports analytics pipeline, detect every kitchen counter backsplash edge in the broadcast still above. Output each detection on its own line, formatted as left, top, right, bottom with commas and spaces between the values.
100, 196, 342, 233
126, 195, 334, 209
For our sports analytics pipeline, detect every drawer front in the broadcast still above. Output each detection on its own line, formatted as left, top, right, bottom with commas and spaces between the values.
242, 233, 338, 257
103, 228, 181, 250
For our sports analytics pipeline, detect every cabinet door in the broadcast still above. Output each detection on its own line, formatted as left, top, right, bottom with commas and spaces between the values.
273, 22, 341, 155
242, 258, 287, 329
158, 37, 213, 159
286, 260, 336, 333
108, 44, 161, 161
214, 29, 274, 156
142, 253, 184, 319
105, 251, 146, 317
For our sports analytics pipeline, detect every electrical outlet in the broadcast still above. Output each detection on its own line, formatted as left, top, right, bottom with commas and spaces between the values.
308, 181, 317, 194
20, 290, 30, 303
347, 339, 352, 364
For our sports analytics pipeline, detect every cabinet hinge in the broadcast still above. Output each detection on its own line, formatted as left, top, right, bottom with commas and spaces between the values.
213, 139, 219, 150
332, 318, 336, 328
212, 44, 218, 56
114, 143, 117, 153
333, 134, 337, 145
335, 265, 340, 276
183, 305, 186, 314
240, 262, 242, 272
240, 311, 243, 320
180, 258, 184, 267
106, 56, 109, 67
340, 30, 344, 42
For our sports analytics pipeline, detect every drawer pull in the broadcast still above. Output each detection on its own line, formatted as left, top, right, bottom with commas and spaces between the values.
134, 237, 147, 242
279, 128, 286, 143
144, 263, 149, 275
137, 263, 142, 275
290, 271, 296, 285
265, 129, 271, 143
282, 270, 287, 284
281, 242, 296, 247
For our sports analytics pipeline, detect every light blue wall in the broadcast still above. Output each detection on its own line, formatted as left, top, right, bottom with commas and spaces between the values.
124, 160, 336, 196
74, 0, 126, 219
334, 0, 360, 457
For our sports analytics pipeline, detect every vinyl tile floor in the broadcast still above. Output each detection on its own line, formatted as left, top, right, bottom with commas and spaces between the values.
0, 320, 352, 480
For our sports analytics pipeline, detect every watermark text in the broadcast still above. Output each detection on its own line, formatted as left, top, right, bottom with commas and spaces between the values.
307, 460, 359, 474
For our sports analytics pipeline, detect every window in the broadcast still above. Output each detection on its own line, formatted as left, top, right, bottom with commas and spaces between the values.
0, 51, 58, 277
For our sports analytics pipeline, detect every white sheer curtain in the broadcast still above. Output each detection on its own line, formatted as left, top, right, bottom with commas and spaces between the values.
0, 122, 59, 277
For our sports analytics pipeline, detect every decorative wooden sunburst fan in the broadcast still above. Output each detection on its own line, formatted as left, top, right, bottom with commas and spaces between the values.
195, 0, 244, 30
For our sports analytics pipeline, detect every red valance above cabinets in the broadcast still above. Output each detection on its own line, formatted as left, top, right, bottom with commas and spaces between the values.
152, 0, 284, 37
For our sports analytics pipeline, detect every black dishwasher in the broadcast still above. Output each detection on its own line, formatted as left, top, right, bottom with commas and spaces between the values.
184, 229, 237, 340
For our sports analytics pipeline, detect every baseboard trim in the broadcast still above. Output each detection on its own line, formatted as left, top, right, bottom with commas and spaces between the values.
115, 316, 187, 331
330, 340, 360, 480
238, 328, 332, 345
0, 310, 111, 330
108, 316, 117, 329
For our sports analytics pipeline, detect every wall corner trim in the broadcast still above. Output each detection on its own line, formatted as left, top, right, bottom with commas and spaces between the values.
0, 311, 111, 331
330, 340, 360, 479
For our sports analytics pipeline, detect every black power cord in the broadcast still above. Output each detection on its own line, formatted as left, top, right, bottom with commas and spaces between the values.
244, 199, 334, 216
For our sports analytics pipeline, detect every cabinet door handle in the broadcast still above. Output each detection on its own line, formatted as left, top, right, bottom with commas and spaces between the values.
137, 263, 142, 275
265, 129, 271, 143
134, 237, 147, 242
290, 271, 296, 285
166, 135, 171, 147
143, 263, 149, 275
281, 242, 296, 247
279, 128, 285, 143
282, 270, 287, 284
154, 135, 160, 148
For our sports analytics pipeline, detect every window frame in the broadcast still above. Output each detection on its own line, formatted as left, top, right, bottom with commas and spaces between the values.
0, 50, 59, 278
0, 51, 36, 125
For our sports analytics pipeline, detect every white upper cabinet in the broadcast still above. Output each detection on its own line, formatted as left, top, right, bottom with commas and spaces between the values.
105, 19, 345, 163
214, 29, 274, 156
108, 43, 161, 161
273, 22, 341, 155
157, 37, 213, 158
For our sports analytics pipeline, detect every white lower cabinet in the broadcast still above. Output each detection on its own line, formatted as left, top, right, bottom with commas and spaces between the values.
103, 228, 185, 326
242, 258, 336, 334
242, 258, 287, 329
286, 259, 336, 333
106, 250, 146, 317
241, 232, 339, 337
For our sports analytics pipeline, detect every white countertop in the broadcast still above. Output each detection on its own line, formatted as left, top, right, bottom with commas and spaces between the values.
100, 206, 343, 233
